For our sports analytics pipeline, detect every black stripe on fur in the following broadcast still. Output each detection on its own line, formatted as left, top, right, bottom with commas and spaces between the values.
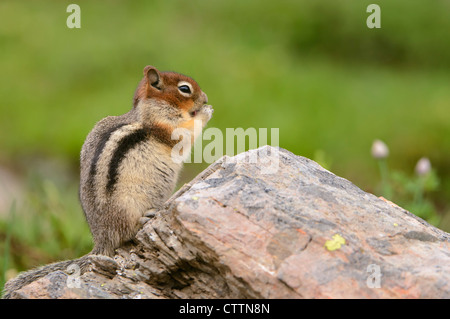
106, 128, 150, 193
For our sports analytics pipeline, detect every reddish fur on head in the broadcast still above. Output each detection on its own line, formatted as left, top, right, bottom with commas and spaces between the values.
132, 65, 204, 111
131, 65, 211, 149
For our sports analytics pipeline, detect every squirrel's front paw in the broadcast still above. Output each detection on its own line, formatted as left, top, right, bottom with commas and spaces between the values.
200, 104, 214, 122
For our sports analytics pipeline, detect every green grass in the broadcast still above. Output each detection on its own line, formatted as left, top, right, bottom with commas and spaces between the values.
0, 0, 449, 283
0, 171, 92, 288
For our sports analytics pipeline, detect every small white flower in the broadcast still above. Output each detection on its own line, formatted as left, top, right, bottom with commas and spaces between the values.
415, 157, 431, 176
371, 139, 389, 159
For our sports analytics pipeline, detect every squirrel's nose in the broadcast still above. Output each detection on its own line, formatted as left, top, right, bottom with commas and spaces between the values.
202, 92, 208, 104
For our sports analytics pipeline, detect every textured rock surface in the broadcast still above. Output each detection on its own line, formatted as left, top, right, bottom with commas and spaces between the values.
6, 146, 450, 298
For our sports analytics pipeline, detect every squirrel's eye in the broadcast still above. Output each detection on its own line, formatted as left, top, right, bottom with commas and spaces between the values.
178, 85, 191, 94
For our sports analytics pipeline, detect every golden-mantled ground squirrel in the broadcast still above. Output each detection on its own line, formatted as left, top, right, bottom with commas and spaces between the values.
3, 66, 213, 298
80, 65, 212, 256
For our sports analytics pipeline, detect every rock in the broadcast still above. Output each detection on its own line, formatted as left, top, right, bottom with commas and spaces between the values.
4, 146, 450, 298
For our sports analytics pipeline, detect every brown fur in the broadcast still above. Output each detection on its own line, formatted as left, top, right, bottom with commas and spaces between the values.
81, 65, 212, 256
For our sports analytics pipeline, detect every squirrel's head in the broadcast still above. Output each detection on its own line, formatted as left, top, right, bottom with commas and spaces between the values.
133, 65, 209, 118
132, 65, 213, 147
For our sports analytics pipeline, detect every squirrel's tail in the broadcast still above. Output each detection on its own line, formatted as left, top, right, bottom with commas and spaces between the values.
2, 255, 91, 299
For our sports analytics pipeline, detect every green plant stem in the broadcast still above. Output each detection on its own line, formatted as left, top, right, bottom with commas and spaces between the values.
413, 176, 425, 206
377, 159, 392, 199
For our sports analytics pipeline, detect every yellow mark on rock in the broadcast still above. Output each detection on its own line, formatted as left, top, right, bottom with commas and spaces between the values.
325, 234, 346, 251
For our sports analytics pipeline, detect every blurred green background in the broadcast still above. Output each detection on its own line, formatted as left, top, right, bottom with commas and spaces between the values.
1, 0, 449, 287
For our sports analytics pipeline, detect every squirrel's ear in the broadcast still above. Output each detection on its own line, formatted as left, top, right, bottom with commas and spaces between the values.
143, 65, 162, 90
